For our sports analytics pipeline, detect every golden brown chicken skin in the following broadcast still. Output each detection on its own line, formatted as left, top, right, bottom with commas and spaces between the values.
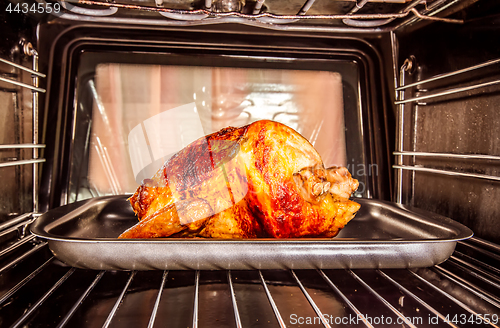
119, 120, 359, 239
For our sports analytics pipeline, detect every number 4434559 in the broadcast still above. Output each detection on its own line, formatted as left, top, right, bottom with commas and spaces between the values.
444, 314, 499, 325
6, 2, 61, 14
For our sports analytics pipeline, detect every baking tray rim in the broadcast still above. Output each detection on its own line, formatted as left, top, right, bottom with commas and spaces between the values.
30, 197, 474, 244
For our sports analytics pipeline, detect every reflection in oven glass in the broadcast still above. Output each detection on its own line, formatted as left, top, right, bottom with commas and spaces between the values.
86, 64, 347, 198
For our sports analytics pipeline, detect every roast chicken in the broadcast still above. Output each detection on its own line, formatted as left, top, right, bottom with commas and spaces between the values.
119, 120, 360, 239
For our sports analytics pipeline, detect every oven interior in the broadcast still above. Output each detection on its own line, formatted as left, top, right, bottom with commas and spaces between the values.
1, 0, 500, 326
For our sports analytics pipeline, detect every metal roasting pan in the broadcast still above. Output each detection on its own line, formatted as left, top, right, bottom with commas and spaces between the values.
31, 195, 473, 270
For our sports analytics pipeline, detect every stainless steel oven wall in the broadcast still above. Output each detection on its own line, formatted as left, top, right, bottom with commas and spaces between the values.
395, 1, 500, 244
0, 8, 39, 224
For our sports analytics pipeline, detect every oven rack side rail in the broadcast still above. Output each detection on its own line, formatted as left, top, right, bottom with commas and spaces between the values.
0, 232, 499, 327
393, 56, 500, 204
0, 45, 46, 214
46, 0, 465, 32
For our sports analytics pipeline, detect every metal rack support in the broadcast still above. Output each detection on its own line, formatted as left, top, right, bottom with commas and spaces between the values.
0, 44, 46, 214
395, 59, 412, 204
393, 57, 500, 203
25, 43, 41, 213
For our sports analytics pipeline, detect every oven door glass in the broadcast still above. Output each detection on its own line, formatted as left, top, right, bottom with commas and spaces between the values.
70, 53, 367, 202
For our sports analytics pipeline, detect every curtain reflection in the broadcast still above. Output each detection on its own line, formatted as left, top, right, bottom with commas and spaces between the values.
88, 64, 346, 196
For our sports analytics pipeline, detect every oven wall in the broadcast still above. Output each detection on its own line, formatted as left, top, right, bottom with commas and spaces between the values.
396, 1, 500, 243
5, 0, 499, 243
0, 7, 38, 223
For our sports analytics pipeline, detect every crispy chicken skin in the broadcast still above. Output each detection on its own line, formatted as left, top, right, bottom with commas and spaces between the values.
119, 120, 360, 239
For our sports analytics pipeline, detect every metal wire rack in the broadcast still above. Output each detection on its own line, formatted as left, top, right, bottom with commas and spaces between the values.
0, 233, 499, 327
393, 57, 500, 204
0, 45, 46, 214
0, 47, 47, 303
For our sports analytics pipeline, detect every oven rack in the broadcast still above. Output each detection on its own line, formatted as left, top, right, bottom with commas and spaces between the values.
55, 0, 464, 32
393, 56, 500, 204
0, 230, 499, 327
0, 46, 46, 214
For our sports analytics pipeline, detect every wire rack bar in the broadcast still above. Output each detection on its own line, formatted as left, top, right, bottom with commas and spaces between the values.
0, 241, 47, 275
318, 270, 374, 328
57, 271, 105, 328
258, 270, 286, 328
377, 270, 459, 328
0, 144, 46, 149
11, 268, 76, 328
227, 271, 243, 328
0, 57, 46, 78
396, 58, 500, 91
0, 223, 30, 240
393, 165, 500, 182
298, 0, 316, 15
458, 241, 500, 262
0, 256, 54, 306
433, 264, 500, 309
395, 79, 500, 105
0, 76, 46, 93
445, 258, 500, 291
0, 212, 32, 232
0, 234, 36, 258
0, 158, 46, 168
0, 222, 31, 239
290, 270, 331, 328
452, 254, 500, 281
466, 237, 500, 254
349, 270, 418, 328
0, 216, 35, 239
147, 270, 168, 328
453, 251, 500, 276
102, 271, 136, 328
409, 270, 500, 328
192, 270, 200, 328
394, 151, 500, 161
